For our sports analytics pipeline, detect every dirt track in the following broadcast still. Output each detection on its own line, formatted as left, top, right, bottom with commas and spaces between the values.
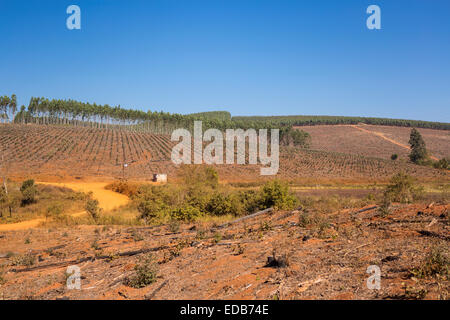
351, 124, 440, 161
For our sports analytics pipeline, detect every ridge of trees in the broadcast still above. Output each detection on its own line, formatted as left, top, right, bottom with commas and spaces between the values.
1, 94, 449, 135
232, 115, 450, 130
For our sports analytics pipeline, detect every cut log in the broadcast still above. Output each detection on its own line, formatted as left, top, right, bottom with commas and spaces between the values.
216, 207, 273, 229
12, 244, 170, 273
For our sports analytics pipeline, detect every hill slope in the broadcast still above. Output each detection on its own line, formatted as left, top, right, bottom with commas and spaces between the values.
1, 124, 448, 182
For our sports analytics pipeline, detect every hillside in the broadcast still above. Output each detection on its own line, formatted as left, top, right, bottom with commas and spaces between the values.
0, 124, 448, 183
298, 124, 450, 161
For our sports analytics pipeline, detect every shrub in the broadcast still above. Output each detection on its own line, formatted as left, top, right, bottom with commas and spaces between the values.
85, 199, 100, 221
11, 253, 35, 267
126, 254, 158, 288
260, 180, 298, 210
46, 203, 65, 221
412, 245, 449, 279
391, 154, 398, 160
206, 192, 244, 216
377, 197, 391, 217
383, 173, 424, 203
134, 185, 175, 223
177, 165, 218, 189
433, 158, 449, 170
298, 212, 312, 227
105, 180, 138, 197
20, 179, 37, 205
170, 205, 203, 222
185, 187, 212, 212
236, 189, 263, 214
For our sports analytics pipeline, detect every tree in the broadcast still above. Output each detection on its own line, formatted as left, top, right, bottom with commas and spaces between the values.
20, 179, 37, 205
408, 128, 428, 164
10, 94, 17, 123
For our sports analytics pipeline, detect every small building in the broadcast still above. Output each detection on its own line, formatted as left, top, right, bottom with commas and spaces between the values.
152, 174, 167, 183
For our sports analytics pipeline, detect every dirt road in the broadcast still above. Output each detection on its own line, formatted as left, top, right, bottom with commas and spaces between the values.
351, 124, 439, 161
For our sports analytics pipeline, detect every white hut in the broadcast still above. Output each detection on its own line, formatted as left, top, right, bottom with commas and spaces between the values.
152, 174, 167, 183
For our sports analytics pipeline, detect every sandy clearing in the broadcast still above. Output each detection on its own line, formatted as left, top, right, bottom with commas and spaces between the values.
37, 182, 129, 211
0, 182, 129, 231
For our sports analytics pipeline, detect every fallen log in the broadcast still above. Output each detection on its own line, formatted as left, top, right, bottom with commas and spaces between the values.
417, 230, 450, 241
12, 244, 170, 273
145, 280, 168, 300
350, 205, 378, 215
216, 207, 273, 229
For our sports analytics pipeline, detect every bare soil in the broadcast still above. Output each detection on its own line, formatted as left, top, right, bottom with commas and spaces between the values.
1, 202, 448, 300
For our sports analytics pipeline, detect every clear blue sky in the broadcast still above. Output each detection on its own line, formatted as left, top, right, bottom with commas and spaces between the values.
1, 0, 449, 122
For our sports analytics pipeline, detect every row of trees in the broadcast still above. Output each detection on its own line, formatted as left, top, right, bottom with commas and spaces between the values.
6, 95, 308, 138
0, 94, 17, 123
232, 115, 450, 130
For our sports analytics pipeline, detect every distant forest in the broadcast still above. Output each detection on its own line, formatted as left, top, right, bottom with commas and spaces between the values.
1, 95, 449, 134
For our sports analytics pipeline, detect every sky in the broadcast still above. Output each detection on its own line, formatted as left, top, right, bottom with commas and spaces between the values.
1, 0, 449, 122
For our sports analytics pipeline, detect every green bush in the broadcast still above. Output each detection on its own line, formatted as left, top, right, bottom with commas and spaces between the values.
20, 179, 37, 205
260, 180, 298, 210
171, 205, 203, 222
134, 185, 176, 223
132, 165, 298, 224
126, 254, 158, 288
206, 192, 244, 216
383, 173, 424, 203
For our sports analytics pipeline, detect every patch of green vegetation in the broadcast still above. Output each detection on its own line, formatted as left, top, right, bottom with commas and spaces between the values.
132, 166, 298, 225
126, 254, 158, 288
383, 173, 424, 203
411, 244, 449, 279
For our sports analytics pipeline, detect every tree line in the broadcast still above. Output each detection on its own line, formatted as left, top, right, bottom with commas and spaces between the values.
232, 115, 450, 130
2, 94, 448, 137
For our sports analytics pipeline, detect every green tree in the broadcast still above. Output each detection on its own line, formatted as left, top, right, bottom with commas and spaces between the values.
408, 128, 428, 164
20, 179, 37, 205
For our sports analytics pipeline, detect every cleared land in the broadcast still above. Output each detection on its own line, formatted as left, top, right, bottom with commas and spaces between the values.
0, 202, 448, 299
298, 124, 450, 161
